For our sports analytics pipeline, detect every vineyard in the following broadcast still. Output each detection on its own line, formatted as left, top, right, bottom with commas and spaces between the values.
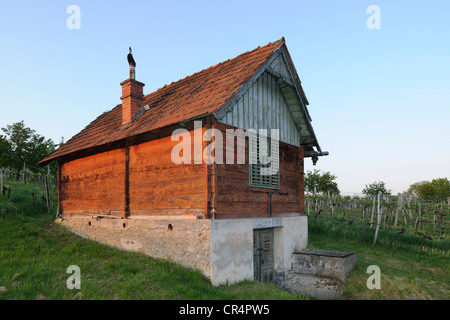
0, 167, 57, 217
305, 193, 450, 253
2, 164, 450, 255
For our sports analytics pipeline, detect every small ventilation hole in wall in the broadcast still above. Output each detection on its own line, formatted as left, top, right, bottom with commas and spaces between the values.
168, 224, 173, 231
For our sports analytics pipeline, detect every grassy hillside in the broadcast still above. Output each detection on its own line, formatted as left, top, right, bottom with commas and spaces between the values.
0, 213, 311, 300
0, 181, 307, 300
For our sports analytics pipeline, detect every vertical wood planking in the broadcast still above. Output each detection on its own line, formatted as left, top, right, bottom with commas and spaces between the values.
238, 96, 244, 129
216, 72, 301, 147
247, 87, 252, 130
258, 75, 263, 131
251, 84, 256, 130
245, 88, 250, 127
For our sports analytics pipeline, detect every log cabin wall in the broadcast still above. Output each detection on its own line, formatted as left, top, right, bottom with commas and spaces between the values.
128, 126, 208, 217
60, 148, 126, 217
59, 120, 303, 219
214, 122, 304, 219
59, 124, 208, 218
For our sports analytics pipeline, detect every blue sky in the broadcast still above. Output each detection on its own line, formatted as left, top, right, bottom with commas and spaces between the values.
0, 0, 449, 194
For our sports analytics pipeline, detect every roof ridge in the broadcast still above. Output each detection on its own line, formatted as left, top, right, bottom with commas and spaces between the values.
39, 37, 288, 165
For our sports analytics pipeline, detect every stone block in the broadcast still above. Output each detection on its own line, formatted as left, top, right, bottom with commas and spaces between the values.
291, 249, 357, 283
285, 272, 343, 300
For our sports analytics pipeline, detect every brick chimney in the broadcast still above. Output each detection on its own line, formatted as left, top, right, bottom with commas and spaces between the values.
121, 47, 145, 126
120, 78, 145, 126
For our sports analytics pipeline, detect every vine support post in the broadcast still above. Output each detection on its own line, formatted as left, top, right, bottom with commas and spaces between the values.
373, 192, 382, 246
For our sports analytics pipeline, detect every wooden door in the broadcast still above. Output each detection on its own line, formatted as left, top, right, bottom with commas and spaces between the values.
253, 228, 274, 283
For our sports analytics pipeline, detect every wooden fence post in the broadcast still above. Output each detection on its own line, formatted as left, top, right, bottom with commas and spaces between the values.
307, 194, 310, 215
45, 176, 51, 214
394, 193, 402, 227
1, 168, 3, 195
370, 195, 376, 227
373, 192, 382, 245
331, 198, 334, 218
22, 162, 26, 184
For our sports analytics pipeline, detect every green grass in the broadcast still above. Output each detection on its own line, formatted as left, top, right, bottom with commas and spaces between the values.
0, 214, 307, 300
0, 179, 55, 217
1, 181, 307, 300
308, 218, 450, 300
1, 180, 449, 300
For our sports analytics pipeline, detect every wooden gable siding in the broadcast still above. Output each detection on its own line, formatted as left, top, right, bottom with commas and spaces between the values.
213, 122, 304, 219
60, 149, 126, 216
128, 127, 207, 217
217, 72, 301, 147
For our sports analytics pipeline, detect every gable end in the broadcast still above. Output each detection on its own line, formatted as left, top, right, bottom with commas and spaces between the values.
215, 46, 321, 152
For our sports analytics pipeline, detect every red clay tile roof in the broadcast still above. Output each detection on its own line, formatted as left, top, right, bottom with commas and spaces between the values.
40, 38, 296, 165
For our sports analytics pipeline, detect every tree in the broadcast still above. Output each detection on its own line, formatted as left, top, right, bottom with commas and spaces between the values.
406, 181, 428, 198
28, 133, 56, 171
1, 121, 56, 173
1, 121, 34, 170
411, 178, 450, 200
428, 178, 450, 200
305, 169, 339, 195
0, 135, 11, 168
362, 181, 392, 198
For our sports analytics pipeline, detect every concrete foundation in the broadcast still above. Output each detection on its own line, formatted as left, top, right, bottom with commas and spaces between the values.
56, 215, 308, 286
210, 216, 308, 285
57, 216, 213, 278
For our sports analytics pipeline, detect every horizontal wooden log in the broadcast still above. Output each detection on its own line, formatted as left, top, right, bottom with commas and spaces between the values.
129, 208, 205, 216
216, 212, 271, 219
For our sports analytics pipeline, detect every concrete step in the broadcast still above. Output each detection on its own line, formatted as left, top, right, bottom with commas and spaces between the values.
285, 272, 344, 300
291, 249, 357, 283
284, 249, 357, 299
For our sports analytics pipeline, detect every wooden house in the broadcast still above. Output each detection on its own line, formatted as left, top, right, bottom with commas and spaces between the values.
40, 38, 327, 286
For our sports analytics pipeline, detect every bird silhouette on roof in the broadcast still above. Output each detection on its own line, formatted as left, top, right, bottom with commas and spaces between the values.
127, 47, 136, 80
127, 47, 136, 67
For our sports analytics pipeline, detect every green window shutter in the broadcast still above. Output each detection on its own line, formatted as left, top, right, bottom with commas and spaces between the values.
249, 132, 280, 189
249, 131, 262, 186
269, 137, 280, 188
